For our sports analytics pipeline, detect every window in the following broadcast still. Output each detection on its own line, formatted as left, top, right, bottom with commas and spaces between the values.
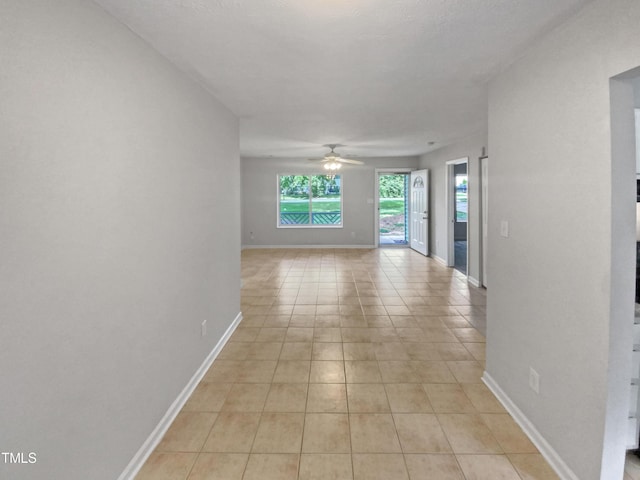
278, 174, 342, 227
455, 173, 468, 222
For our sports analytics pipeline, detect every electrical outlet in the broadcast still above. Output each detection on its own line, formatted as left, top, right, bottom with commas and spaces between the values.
201, 320, 207, 337
250, 231, 255, 241
529, 367, 540, 394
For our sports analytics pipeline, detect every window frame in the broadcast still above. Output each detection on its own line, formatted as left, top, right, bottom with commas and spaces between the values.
276, 173, 344, 229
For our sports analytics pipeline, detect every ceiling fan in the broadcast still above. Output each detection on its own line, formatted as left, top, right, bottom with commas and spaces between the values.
308, 144, 364, 171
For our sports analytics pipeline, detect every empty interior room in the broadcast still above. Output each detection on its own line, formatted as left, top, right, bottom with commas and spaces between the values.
3, 1, 640, 479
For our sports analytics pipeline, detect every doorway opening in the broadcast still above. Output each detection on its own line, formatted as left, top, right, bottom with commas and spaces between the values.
377, 173, 409, 246
446, 158, 469, 275
454, 164, 468, 273
610, 66, 640, 478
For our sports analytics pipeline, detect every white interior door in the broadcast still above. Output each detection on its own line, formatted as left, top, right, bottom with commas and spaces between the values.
481, 157, 489, 287
410, 169, 429, 256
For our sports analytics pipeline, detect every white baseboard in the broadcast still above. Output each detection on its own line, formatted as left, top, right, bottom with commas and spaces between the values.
482, 372, 579, 480
242, 244, 376, 249
468, 276, 481, 288
431, 254, 447, 266
118, 311, 243, 480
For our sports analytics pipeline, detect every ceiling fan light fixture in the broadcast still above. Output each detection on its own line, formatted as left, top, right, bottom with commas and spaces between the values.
324, 161, 341, 171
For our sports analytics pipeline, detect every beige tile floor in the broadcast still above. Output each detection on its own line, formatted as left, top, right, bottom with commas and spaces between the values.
135, 248, 560, 480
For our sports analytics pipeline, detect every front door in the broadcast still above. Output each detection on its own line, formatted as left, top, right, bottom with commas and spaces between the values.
410, 169, 429, 256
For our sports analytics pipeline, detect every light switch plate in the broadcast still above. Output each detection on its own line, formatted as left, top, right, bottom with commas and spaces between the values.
529, 367, 540, 394
500, 220, 509, 238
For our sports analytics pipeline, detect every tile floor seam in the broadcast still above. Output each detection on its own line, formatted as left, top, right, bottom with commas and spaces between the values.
183, 452, 201, 480
297, 411, 305, 479
452, 453, 472, 480
342, 340, 356, 480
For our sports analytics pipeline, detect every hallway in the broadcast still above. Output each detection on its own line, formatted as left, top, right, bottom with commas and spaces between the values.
135, 248, 557, 479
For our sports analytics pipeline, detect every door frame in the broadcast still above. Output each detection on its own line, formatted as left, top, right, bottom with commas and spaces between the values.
446, 157, 469, 273
480, 155, 489, 287
374, 168, 414, 248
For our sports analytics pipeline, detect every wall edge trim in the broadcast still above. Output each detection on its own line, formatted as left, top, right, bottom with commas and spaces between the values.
468, 276, 481, 287
482, 372, 579, 480
117, 311, 243, 480
431, 254, 447, 266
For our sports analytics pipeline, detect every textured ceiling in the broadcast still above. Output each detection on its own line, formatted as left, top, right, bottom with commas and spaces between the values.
94, 0, 591, 158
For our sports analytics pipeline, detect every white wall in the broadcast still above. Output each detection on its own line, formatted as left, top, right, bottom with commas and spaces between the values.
0, 1, 240, 479
241, 156, 419, 247
486, 1, 640, 478
418, 132, 487, 283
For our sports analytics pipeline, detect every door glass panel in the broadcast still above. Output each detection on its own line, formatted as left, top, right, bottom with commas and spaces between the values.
379, 174, 409, 246
455, 174, 468, 222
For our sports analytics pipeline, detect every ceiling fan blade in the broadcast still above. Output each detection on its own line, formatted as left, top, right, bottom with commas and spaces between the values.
308, 158, 326, 162
338, 158, 364, 165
